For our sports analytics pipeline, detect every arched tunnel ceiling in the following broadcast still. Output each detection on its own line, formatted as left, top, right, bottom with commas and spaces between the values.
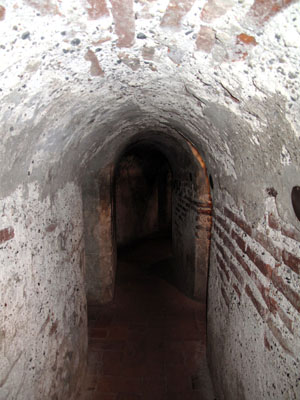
112, 130, 202, 178
0, 0, 300, 225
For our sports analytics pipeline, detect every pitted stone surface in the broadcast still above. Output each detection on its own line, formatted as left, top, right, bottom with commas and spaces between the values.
1, 1, 300, 399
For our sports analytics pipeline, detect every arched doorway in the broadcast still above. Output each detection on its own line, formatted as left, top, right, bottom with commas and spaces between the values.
83, 131, 212, 305
81, 131, 214, 398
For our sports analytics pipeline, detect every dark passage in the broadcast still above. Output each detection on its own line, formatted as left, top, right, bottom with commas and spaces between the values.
80, 141, 214, 399
81, 237, 215, 399
114, 144, 172, 248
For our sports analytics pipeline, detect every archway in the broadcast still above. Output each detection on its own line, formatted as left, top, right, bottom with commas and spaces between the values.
83, 130, 212, 305
81, 130, 213, 398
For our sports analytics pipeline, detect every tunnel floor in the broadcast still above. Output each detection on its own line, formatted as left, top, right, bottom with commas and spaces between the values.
81, 236, 215, 400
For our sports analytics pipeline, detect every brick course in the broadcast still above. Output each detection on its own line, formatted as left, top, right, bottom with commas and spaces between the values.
0, 227, 14, 244
214, 204, 299, 360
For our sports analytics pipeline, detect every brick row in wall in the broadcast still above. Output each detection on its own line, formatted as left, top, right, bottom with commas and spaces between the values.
0, 226, 14, 245
173, 180, 212, 240
213, 206, 300, 356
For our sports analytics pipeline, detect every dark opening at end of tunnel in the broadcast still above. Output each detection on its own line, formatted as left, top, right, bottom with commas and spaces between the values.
114, 143, 174, 283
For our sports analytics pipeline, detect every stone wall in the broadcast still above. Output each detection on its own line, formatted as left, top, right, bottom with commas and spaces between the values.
0, 182, 87, 399
208, 192, 300, 399
0, 0, 300, 399
83, 165, 117, 306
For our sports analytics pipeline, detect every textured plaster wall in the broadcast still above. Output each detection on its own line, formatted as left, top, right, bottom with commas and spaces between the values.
0, 182, 87, 399
83, 166, 117, 306
208, 193, 300, 400
0, 0, 300, 399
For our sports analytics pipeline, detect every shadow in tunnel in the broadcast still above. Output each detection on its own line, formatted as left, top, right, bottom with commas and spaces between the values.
80, 134, 214, 399
80, 235, 215, 400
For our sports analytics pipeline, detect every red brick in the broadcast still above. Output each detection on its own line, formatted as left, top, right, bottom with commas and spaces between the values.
271, 270, 300, 312
49, 320, 58, 336
282, 249, 300, 274
224, 207, 252, 236
231, 230, 246, 253
237, 33, 257, 46
0, 5, 5, 20
110, 0, 135, 48
85, 50, 104, 76
221, 230, 236, 255
221, 286, 230, 308
281, 225, 300, 242
198, 208, 212, 216
0, 226, 14, 245
264, 333, 271, 351
216, 225, 252, 278
216, 254, 230, 282
215, 214, 230, 234
250, 270, 272, 311
277, 304, 293, 334
245, 284, 267, 319
233, 283, 241, 299
267, 294, 278, 315
86, 0, 109, 19
247, 0, 297, 25
161, 0, 196, 28
215, 241, 228, 264
246, 246, 272, 278
253, 230, 281, 262
223, 208, 236, 226
216, 236, 232, 269
195, 26, 215, 52
25, 0, 61, 15
266, 317, 294, 356
234, 251, 251, 276
217, 265, 227, 285
268, 212, 280, 230
228, 260, 244, 285
200, 0, 232, 22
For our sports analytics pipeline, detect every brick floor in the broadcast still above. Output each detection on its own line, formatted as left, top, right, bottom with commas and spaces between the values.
80, 237, 215, 400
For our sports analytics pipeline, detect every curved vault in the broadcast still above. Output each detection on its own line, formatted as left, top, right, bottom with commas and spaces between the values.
1, 1, 300, 399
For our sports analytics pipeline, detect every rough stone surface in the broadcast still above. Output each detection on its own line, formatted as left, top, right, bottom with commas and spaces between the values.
0, 0, 300, 399
0, 182, 87, 399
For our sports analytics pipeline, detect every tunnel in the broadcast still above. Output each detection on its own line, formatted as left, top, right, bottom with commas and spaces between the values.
114, 142, 173, 249
1, 1, 300, 400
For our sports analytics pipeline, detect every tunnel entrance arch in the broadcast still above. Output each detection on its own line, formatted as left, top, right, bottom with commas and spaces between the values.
83, 131, 212, 305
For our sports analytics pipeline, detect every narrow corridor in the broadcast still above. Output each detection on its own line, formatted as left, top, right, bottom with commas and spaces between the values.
81, 236, 215, 400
